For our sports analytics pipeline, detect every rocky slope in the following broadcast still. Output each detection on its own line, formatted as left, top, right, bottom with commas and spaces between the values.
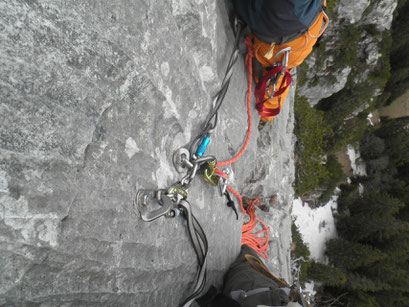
298, 0, 397, 108
0, 1, 295, 306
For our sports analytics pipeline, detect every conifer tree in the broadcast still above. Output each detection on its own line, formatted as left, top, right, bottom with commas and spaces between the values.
384, 0, 409, 102
326, 238, 387, 270
348, 291, 380, 307
377, 231, 409, 259
348, 192, 404, 217
360, 134, 385, 160
375, 290, 409, 307
375, 117, 409, 167
363, 261, 409, 292
337, 213, 407, 243
306, 260, 347, 286
344, 272, 390, 292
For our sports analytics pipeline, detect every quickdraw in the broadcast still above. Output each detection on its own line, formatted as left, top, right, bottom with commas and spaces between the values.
134, 190, 208, 307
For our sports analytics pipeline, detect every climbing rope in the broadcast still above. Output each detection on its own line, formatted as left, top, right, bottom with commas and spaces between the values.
134, 18, 273, 306
241, 199, 270, 259
206, 35, 271, 260
215, 35, 254, 168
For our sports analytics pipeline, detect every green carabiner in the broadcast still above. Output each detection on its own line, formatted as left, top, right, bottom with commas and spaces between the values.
204, 161, 219, 186
168, 186, 189, 199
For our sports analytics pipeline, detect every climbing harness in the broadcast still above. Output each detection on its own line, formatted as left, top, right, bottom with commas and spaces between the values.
250, 5, 329, 122
254, 47, 292, 118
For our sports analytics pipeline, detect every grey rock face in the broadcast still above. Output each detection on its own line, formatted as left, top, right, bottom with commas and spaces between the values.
1, 1, 295, 306
298, 0, 398, 107
297, 14, 354, 106
361, 0, 397, 31
337, 0, 371, 24
299, 55, 352, 106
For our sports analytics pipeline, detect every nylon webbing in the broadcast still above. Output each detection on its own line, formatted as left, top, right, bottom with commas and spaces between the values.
179, 200, 208, 307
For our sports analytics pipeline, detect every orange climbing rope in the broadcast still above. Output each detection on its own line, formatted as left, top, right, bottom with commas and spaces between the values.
241, 199, 270, 259
216, 35, 254, 168
216, 169, 269, 259
212, 35, 269, 259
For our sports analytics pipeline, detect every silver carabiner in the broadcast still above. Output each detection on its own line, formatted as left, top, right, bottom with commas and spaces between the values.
194, 155, 216, 166
218, 169, 230, 196
180, 155, 216, 187
180, 162, 199, 187
266, 77, 277, 99
274, 46, 291, 68
133, 190, 175, 222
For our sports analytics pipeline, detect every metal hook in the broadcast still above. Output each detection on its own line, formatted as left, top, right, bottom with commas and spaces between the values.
218, 169, 230, 196
173, 148, 192, 173
274, 47, 291, 69
133, 190, 175, 222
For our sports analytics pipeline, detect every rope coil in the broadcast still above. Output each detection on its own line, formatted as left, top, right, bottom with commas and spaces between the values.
241, 199, 270, 259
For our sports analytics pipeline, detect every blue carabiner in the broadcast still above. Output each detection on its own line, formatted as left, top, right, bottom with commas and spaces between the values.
195, 137, 210, 157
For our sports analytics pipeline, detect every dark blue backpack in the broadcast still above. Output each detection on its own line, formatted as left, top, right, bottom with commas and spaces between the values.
233, 0, 324, 44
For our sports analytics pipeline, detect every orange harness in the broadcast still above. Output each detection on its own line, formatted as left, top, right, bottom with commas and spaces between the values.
252, 9, 329, 121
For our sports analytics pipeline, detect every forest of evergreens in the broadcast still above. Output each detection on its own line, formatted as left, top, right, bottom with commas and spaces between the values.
383, 0, 409, 104
316, 117, 409, 306
293, 0, 409, 305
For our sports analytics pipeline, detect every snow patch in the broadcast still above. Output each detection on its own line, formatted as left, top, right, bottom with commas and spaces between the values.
358, 183, 364, 196
346, 144, 367, 176
367, 112, 375, 126
292, 196, 338, 262
304, 281, 317, 298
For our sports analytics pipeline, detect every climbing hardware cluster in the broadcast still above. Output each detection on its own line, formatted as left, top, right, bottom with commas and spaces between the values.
133, 18, 271, 307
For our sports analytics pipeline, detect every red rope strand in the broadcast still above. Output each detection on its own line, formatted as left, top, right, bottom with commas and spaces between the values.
216, 35, 254, 167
